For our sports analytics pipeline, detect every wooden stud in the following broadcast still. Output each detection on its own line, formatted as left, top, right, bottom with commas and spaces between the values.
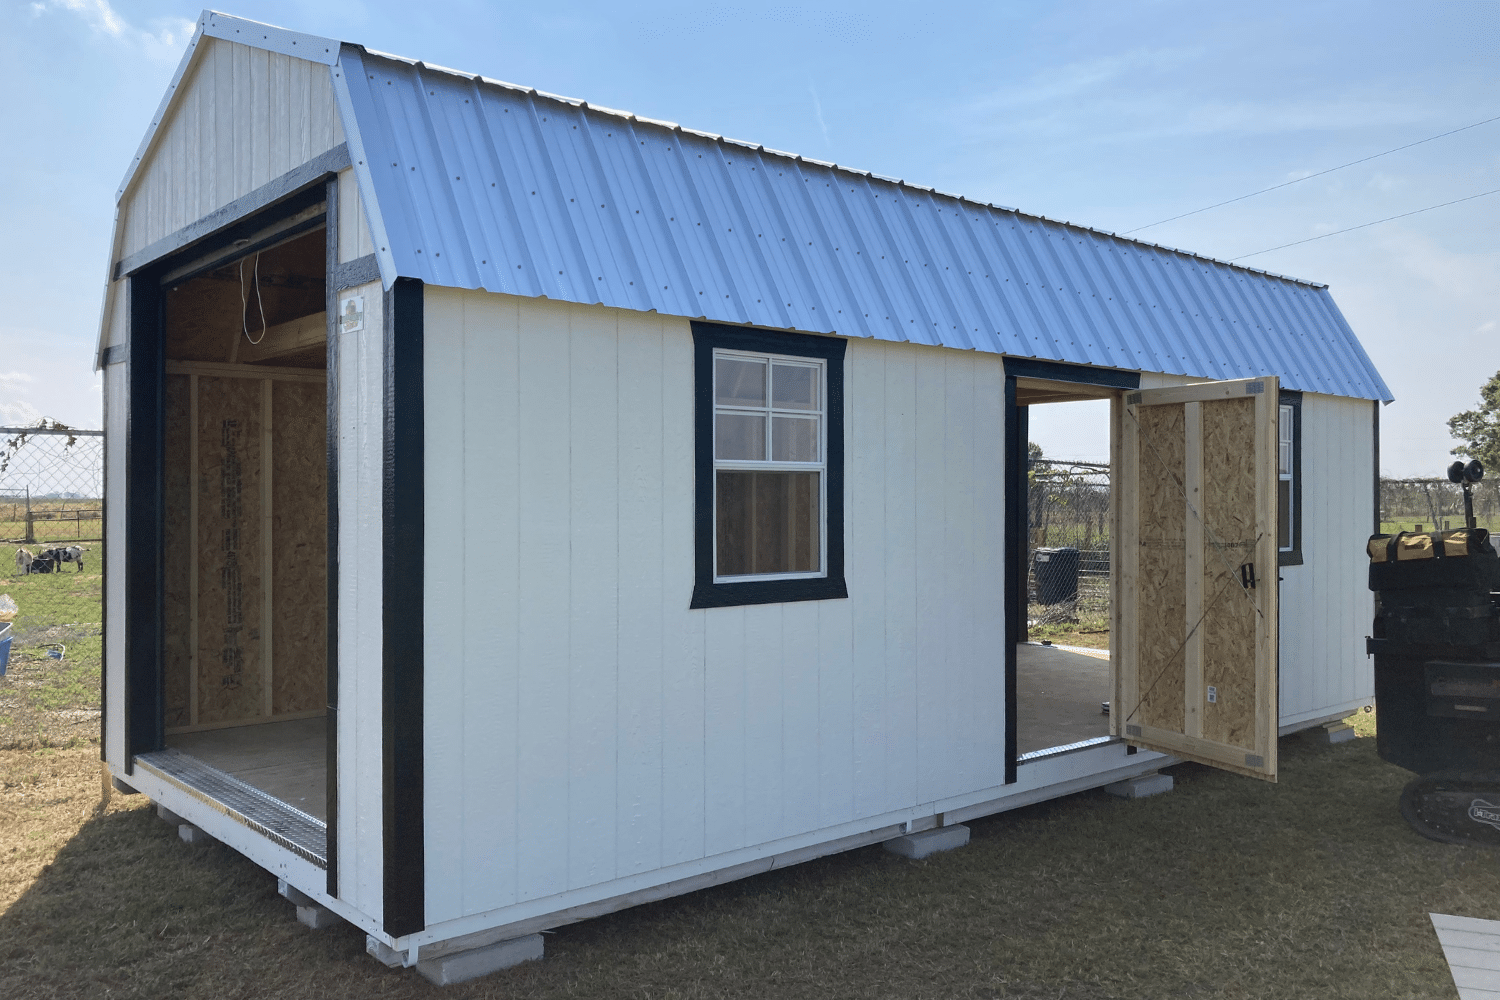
262, 378, 275, 720
1183, 401, 1204, 740
166, 360, 326, 383
189, 374, 199, 728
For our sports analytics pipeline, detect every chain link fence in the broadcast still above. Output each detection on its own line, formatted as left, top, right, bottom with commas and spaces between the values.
0, 422, 104, 748
1028, 459, 1111, 629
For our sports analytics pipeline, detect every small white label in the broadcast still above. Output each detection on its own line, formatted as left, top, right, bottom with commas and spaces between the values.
340, 295, 365, 335
1207, 685, 1218, 704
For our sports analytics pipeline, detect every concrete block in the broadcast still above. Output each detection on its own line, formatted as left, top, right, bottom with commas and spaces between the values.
111, 776, 139, 795
1104, 772, 1174, 799
297, 904, 340, 930
157, 804, 186, 827
367, 937, 405, 968
883, 824, 971, 859
416, 934, 544, 985
1301, 722, 1355, 745
278, 878, 316, 907
178, 823, 214, 845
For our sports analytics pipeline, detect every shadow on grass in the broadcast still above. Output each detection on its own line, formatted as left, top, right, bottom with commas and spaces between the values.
0, 733, 1486, 999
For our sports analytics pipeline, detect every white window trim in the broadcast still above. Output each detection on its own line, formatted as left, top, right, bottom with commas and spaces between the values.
1279, 402, 1295, 552
711, 348, 828, 584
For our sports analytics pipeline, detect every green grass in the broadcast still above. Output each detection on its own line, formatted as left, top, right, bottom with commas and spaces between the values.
1, 545, 102, 749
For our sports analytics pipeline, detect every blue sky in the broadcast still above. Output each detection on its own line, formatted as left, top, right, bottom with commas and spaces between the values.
1, 0, 1495, 474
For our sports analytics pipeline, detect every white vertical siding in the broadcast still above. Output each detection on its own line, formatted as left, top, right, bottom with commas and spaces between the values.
422, 290, 1009, 923
336, 280, 384, 918
336, 168, 375, 263
118, 37, 344, 261
103, 360, 128, 772
1278, 392, 1376, 726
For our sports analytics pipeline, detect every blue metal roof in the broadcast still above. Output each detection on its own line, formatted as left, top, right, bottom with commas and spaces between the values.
334, 45, 1390, 401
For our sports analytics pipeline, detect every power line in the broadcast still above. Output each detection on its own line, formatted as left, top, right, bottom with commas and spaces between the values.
1123, 112, 1500, 234
1229, 187, 1500, 260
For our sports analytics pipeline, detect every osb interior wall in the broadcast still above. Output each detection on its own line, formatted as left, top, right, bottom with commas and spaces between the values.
161, 372, 327, 730
271, 379, 327, 715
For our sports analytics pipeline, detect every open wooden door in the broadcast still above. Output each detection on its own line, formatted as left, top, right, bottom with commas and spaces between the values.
1112, 377, 1280, 781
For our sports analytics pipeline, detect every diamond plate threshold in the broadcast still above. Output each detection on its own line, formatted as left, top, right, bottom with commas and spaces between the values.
134, 748, 327, 868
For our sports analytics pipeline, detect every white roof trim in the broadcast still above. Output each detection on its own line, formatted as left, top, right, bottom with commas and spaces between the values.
330, 50, 398, 290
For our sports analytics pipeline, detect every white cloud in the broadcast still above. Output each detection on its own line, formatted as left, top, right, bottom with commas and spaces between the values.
0, 399, 44, 426
31, 0, 195, 60
0, 372, 36, 385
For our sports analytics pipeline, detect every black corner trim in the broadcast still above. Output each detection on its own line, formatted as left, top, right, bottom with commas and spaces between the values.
1372, 399, 1381, 536
382, 277, 425, 937
689, 322, 847, 610
1003, 357, 1140, 390
1002, 376, 1022, 785
333, 254, 381, 291
124, 273, 166, 771
324, 177, 342, 900
1278, 389, 1303, 567
114, 143, 350, 281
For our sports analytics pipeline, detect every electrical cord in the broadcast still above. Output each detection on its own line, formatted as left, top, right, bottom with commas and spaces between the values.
240, 252, 268, 345
1230, 186, 1500, 260
1124, 112, 1500, 234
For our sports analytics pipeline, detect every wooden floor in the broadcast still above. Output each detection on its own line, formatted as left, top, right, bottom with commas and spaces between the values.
167, 717, 328, 821
1016, 642, 1110, 755
1432, 913, 1500, 999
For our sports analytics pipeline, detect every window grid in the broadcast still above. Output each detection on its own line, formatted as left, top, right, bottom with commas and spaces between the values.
713, 349, 827, 582
1279, 403, 1295, 551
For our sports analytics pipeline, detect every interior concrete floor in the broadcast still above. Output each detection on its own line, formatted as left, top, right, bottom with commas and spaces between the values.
1016, 642, 1111, 755
168, 716, 328, 821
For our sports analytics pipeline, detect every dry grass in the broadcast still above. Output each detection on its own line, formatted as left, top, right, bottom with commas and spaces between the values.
0, 712, 1484, 999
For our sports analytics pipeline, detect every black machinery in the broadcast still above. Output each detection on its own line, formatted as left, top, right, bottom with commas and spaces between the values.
1368, 459, 1500, 846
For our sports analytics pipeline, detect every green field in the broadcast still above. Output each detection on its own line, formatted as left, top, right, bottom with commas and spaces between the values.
0, 544, 102, 750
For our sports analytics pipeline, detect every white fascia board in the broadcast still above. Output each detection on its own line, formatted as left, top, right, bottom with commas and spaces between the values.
330, 47, 398, 290
94, 207, 124, 369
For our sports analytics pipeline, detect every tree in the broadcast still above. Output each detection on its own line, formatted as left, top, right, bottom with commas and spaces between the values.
1448, 370, 1500, 474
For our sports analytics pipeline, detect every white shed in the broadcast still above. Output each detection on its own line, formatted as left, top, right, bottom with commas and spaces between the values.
97, 11, 1392, 983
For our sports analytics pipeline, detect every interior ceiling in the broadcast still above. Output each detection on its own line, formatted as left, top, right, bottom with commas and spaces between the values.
1015, 378, 1118, 406
164, 228, 326, 367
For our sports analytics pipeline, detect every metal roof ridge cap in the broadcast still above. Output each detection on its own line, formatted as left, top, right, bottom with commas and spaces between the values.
201, 10, 340, 65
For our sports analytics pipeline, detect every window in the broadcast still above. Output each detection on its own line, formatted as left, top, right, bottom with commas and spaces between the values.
691, 323, 847, 608
1278, 390, 1302, 566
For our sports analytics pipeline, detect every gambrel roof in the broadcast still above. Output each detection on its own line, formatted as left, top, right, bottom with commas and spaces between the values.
105, 10, 1393, 401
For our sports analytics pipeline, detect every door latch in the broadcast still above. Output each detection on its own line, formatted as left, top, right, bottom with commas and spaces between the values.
1239, 562, 1256, 590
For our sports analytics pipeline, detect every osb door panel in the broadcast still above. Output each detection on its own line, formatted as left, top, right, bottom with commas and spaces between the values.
1114, 377, 1279, 781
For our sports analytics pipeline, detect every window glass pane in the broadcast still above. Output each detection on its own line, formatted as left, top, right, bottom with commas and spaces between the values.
1280, 405, 1293, 444
1279, 478, 1292, 549
1279, 442, 1291, 476
716, 471, 820, 576
772, 363, 819, 411
716, 357, 767, 407
772, 415, 819, 462
716, 412, 766, 460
